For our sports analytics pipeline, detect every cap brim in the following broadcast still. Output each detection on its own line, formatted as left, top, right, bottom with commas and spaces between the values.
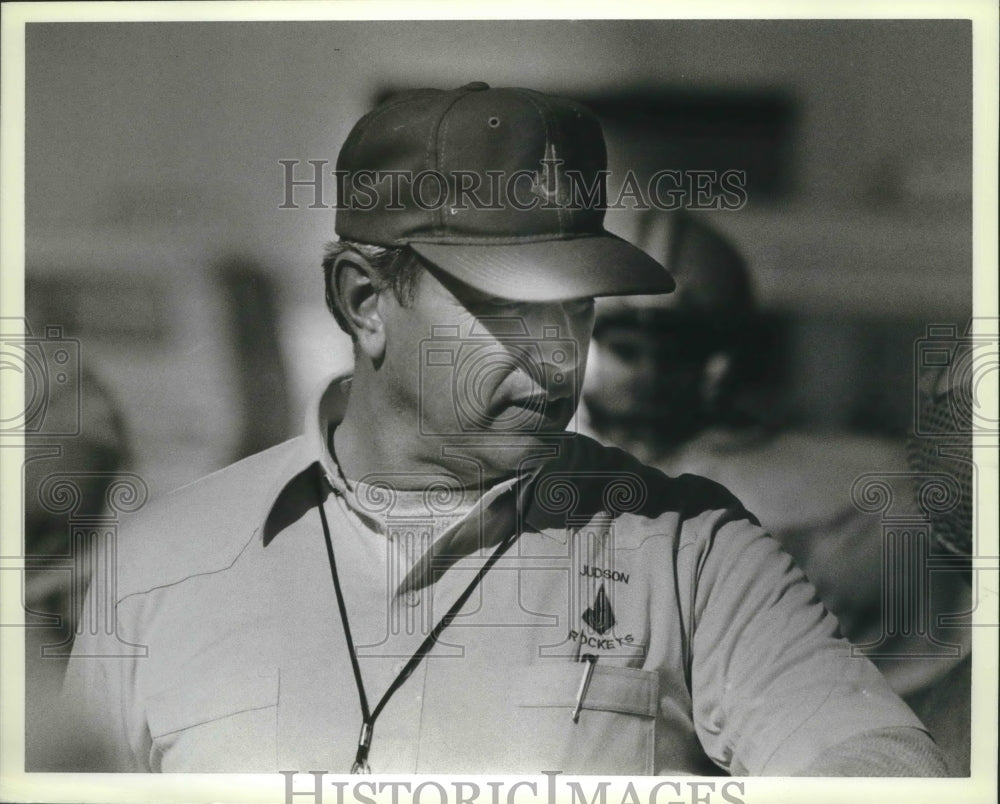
409, 233, 674, 302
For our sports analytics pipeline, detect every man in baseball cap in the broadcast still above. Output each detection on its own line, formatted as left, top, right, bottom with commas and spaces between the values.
64, 83, 946, 776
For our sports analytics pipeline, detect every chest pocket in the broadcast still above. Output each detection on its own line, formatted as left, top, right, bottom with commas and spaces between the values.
145, 669, 279, 772
513, 663, 658, 774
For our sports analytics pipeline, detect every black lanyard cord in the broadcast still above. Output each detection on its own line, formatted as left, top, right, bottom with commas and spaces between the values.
315, 470, 372, 769
314, 468, 521, 773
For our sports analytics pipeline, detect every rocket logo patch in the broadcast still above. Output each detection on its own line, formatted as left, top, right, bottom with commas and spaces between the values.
582, 585, 616, 635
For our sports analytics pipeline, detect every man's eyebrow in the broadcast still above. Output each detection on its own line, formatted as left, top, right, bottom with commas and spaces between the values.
456, 285, 596, 307
462, 290, 522, 306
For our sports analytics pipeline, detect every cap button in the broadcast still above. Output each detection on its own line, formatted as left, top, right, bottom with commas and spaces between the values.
460, 81, 490, 91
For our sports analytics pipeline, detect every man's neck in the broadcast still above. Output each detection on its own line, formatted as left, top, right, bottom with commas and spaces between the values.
333, 390, 508, 492
333, 402, 434, 488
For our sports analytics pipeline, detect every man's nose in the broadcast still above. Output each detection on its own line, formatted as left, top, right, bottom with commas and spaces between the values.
521, 301, 593, 342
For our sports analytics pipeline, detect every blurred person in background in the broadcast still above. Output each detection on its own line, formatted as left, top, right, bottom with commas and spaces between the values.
23, 363, 133, 768
579, 209, 755, 467
901, 360, 976, 775
579, 208, 972, 774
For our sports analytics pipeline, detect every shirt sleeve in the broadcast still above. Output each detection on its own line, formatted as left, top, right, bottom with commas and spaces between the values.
60, 591, 150, 771
795, 726, 949, 776
685, 511, 943, 775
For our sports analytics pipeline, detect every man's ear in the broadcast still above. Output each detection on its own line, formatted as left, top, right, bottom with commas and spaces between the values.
332, 253, 386, 363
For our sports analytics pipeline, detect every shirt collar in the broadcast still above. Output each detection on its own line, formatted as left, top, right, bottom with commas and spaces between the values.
261, 373, 353, 546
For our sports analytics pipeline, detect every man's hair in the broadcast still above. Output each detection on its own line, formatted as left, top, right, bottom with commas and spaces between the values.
322, 240, 425, 336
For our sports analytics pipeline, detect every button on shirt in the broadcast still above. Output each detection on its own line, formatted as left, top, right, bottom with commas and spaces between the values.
62, 375, 931, 774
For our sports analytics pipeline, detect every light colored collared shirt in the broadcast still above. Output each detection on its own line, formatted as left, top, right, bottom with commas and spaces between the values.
62, 375, 932, 774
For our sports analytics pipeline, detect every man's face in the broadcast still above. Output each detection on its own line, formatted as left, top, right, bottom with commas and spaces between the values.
378, 265, 595, 446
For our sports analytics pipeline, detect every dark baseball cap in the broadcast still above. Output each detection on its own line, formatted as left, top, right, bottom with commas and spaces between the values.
335, 82, 674, 302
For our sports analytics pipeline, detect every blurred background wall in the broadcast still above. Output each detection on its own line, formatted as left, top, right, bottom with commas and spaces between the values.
24, 19, 971, 498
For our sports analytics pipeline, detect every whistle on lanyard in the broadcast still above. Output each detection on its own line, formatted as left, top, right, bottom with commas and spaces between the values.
571, 654, 598, 723
351, 722, 373, 773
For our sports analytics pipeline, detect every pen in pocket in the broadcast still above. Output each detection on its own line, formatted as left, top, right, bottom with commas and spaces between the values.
571, 653, 598, 723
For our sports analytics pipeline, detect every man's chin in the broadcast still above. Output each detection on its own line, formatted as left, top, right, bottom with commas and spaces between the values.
487, 396, 576, 435
429, 428, 571, 444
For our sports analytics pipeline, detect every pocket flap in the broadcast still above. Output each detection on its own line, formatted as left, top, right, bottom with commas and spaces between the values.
516, 663, 658, 717
146, 669, 279, 738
